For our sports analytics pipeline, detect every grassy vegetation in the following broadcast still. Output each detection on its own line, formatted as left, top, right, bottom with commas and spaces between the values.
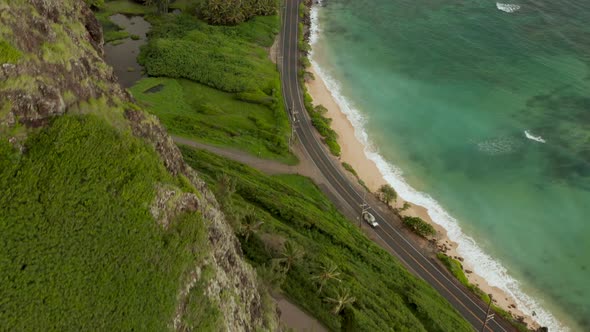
302, 95, 342, 156
131, 77, 296, 163
437, 253, 469, 285
0, 39, 22, 64
402, 216, 437, 238
132, 13, 293, 162
0, 115, 213, 330
436, 254, 530, 332
295, 2, 342, 157
180, 146, 473, 332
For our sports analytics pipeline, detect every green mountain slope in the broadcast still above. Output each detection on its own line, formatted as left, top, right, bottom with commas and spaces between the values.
0, 1, 274, 331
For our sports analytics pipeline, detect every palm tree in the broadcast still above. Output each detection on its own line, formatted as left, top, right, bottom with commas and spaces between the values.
311, 262, 341, 294
274, 240, 304, 272
325, 288, 356, 315
240, 213, 264, 242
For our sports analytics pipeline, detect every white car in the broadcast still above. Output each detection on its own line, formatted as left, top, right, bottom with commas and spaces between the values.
362, 211, 378, 227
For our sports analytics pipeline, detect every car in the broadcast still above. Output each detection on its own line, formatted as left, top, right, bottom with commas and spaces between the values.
362, 211, 378, 227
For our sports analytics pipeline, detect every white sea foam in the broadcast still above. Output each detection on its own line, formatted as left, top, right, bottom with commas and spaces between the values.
525, 130, 546, 143
496, 2, 521, 13
309, 5, 566, 331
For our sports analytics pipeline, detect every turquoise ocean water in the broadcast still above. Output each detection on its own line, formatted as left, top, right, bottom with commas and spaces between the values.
309, 0, 590, 330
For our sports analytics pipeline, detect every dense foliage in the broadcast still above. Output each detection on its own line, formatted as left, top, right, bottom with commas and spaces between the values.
181, 146, 472, 332
139, 14, 279, 93
302, 97, 341, 156
134, 13, 292, 161
197, 0, 278, 25
402, 216, 437, 238
0, 115, 212, 330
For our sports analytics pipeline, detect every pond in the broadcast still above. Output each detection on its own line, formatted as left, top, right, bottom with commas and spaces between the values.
103, 14, 151, 88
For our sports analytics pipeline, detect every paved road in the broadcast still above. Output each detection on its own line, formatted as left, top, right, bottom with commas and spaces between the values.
279, 1, 517, 331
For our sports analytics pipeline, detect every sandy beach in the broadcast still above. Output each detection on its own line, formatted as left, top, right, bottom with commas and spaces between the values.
305, 65, 540, 330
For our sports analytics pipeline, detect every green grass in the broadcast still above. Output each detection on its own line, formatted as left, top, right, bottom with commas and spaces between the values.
180, 146, 473, 332
0, 39, 22, 64
0, 115, 211, 330
130, 77, 296, 164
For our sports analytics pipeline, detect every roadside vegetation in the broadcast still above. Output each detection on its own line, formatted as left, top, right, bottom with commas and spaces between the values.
436, 254, 530, 332
296, 1, 342, 157
180, 146, 473, 332
0, 115, 214, 330
402, 216, 437, 238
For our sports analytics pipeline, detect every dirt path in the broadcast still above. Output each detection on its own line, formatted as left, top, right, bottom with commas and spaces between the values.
172, 135, 323, 177
274, 294, 328, 332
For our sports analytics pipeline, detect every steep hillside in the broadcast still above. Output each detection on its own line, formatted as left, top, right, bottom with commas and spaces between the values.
180, 147, 473, 332
0, 0, 276, 330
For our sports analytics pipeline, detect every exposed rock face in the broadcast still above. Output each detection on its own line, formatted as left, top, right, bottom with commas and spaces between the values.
0, 1, 270, 330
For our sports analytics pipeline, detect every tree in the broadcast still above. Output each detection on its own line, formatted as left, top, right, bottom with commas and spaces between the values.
239, 213, 264, 242
325, 287, 356, 315
274, 240, 304, 272
311, 262, 341, 294
377, 184, 397, 205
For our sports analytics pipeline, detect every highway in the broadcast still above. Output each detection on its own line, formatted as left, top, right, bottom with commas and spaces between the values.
278, 0, 517, 331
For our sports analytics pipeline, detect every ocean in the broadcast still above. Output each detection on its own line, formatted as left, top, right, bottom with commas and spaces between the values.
309, 0, 590, 330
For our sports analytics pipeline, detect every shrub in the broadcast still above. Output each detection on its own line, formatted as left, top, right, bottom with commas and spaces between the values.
342, 162, 358, 177
402, 216, 436, 238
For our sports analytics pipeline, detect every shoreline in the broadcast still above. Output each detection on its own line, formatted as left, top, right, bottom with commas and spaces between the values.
304, 66, 540, 330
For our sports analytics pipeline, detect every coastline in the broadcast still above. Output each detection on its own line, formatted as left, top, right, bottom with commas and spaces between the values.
304, 65, 540, 330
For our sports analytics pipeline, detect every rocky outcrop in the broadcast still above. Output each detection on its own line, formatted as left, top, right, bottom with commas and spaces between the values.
0, 1, 272, 330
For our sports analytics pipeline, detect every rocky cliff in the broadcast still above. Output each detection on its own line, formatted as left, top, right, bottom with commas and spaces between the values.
0, 0, 274, 330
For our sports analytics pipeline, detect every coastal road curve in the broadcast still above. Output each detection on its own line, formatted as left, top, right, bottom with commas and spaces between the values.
279, 1, 517, 331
